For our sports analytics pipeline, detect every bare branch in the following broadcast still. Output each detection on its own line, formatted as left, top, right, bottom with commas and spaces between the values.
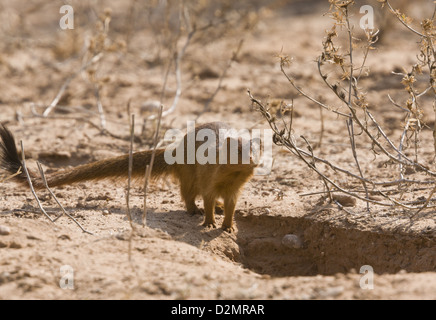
36, 162, 93, 235
143, 105, 164, 226
19, 141, 55, 223
42, 53, 103, 117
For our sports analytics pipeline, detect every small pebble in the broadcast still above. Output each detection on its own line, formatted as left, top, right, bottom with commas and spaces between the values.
282, 234, 303, 249
9, 241, 22, 249
58, 234, 71, 241
0, 225, 11, 236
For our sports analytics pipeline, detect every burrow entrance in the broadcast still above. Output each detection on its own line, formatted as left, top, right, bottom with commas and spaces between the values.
235, 214, 436, 277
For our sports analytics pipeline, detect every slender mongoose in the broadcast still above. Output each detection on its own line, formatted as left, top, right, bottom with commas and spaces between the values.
0, 122, 257, 232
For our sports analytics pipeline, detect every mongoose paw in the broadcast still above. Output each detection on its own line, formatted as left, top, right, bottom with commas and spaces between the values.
222, 225, 234, 233
202, 221, 217, 229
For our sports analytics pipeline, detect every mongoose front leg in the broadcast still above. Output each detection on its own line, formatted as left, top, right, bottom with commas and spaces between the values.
222, 196, 237, 233
202, 195, 216, 229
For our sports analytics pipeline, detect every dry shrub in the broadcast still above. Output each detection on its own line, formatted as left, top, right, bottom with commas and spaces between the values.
125, 0, 271, 65
250, 0, 436, 218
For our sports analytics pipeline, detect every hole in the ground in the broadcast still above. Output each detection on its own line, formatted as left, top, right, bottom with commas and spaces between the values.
235, 215, 436, 277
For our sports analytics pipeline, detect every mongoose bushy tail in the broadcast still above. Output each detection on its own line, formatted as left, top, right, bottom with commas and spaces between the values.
0, 123, 171, 189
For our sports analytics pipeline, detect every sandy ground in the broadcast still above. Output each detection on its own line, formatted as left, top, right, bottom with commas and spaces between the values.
0, 0, 435, 300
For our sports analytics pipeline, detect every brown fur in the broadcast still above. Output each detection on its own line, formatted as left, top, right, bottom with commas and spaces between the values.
0, 122, 256, 232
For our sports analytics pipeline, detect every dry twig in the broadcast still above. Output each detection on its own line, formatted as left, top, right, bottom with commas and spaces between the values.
20, 141, 55, 223
36, 162, 93, 235
143, 105, 164, 226
125, 113, 136, 262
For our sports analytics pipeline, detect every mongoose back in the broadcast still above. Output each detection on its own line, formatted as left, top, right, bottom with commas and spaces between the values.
0, 122, 257, 232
